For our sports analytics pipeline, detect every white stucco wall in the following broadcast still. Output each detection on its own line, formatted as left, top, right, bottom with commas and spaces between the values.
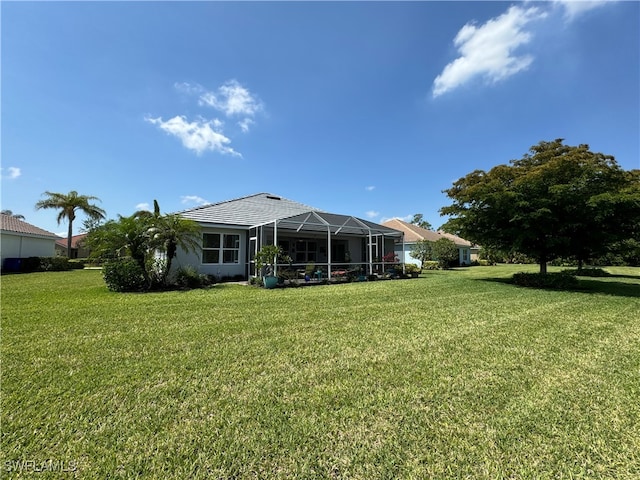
396, 242, 471, 266
1, 232, 56, 264
172, 226, 248, 279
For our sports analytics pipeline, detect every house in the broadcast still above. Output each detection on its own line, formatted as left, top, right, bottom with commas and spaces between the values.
381, 218, 473, 266
175, 193, 404, 280
55, 233, 90, 258
1, 214, 60, 271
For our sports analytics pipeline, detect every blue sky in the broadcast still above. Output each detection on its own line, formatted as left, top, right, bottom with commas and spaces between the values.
2, 1, 638, 237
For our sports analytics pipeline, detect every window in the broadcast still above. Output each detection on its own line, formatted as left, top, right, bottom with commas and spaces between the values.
202, 233, 240, 264
295, 240, 317, 263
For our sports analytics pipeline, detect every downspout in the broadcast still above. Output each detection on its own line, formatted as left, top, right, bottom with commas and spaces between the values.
368, 230, 373, 275
273, 219, 278, 277
402, 232, 405, 274
327, 225, 331, 280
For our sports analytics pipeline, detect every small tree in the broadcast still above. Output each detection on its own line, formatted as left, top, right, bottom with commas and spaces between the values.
410, 240, 433, 270
432, 238, 458, 269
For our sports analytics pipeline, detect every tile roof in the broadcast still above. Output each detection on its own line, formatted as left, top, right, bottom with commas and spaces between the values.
382, 218, 472, 247
178, 193, 323, 227
0, 214, 59, 239
55, 233, 88, 248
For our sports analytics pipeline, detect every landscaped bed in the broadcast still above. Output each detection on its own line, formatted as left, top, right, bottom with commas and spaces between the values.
2, 265, 639, 478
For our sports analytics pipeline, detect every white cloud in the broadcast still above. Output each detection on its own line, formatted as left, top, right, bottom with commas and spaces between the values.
174, 82, 203, 96
433, 5, 547, 97
181, 195, 209, 206
136, 203, 151, 211
1, 167, 21, 180
146, 115, 241, 157
199, 80, 263, 118
238, 118, 255, 133
365, 210, 380, 219
365, 186, 376, 191
554, 0, 613, 21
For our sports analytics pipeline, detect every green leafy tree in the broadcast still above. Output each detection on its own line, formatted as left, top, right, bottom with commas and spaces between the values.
440, 139, 638, 273
431, 237, 458, 269
411, 213, 432, 231
409, 240, 433, 270
35, 191, 106, 258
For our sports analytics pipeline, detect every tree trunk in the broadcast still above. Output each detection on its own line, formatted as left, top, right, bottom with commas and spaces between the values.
539, 252, 547, 274
67, 221, 73, 259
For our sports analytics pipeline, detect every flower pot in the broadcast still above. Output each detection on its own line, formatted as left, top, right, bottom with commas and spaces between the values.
263, 275, 278, 289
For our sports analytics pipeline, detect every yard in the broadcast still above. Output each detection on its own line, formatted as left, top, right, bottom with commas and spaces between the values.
2, 266, 639, 478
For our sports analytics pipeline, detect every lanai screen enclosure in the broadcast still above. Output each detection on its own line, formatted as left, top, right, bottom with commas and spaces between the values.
250, 211, 405, 279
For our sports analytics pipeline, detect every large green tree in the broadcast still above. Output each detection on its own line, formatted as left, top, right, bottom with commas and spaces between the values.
440, 139, 639, 273
35, 191, 106, 258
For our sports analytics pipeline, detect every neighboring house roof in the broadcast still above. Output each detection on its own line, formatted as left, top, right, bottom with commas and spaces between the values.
55, 233, 88, 249
382, 219, 471, 247
436, 231, 473, 247
0, 214, 59, 239
179, 193, 323, 227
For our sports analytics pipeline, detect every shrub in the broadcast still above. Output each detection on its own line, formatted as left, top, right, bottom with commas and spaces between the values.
511, 272, 579, 290
68, 259, 86, 270
46, 257, 70, 271
562, 268, 611, 277
21, 257, 42, 273
404, 263, 420, 273
474, 259, 494, 267
103, 259, 148, 292
175, 265, 211, 289
422, 261, 440, 270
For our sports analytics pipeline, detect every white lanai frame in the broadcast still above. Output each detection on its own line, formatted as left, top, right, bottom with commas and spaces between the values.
250, 211, 404, 279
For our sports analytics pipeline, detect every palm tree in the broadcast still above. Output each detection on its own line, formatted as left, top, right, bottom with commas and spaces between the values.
145, 200, 201, 285
35, 191, 106, 258
1, 210, 25, 220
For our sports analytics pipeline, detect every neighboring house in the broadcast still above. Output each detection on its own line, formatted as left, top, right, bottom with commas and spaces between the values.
381, 218, 473, 266
55, 233, 90, 258
175, 193, 404, 279
1, 214, 60, 270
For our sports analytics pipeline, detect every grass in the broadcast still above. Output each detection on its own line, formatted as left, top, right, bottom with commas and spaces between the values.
1, 265, 639, 478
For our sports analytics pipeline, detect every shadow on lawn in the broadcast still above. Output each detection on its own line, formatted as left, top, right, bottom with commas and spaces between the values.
479, 277, 640, 299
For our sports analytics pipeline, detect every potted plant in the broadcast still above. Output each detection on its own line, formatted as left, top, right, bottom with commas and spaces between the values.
255, 244, 284, 289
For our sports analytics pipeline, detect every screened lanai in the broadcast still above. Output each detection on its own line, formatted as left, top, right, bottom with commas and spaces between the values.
249, 211, 405, 279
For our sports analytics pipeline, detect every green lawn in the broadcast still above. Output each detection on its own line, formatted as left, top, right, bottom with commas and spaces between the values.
2, 266, 639, 479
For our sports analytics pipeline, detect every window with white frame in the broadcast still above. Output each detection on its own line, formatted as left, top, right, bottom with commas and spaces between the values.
202, 233, 240, 264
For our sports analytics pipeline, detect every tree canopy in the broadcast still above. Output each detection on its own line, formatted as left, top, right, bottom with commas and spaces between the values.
440, 139, 640, 273
409, 240, 433, 270
411, 214, 432, 231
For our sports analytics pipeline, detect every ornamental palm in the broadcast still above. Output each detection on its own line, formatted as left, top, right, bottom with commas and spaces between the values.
35, 191, 106, 258
145, 201, 201, 285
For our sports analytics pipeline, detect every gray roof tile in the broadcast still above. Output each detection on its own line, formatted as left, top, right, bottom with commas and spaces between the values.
178, 193, 323, 227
